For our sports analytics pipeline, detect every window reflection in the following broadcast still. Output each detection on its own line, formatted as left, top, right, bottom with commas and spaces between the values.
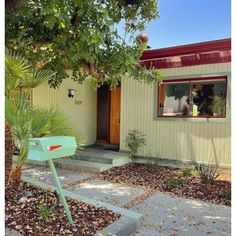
191, 80, 226, 117
158, 78, 226, 118
159, 83, 189, 116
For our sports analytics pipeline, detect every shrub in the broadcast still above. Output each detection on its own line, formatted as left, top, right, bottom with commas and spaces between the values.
196, 163, 219, 184
125, 130, 146, 159
165, 177, 183, 189
182, 167, 194, 177
146, 159, 161, 175
38, 204, 54, 220
218, 189, 231, 200
6, 97, 85, 187
38, 186, 55, 220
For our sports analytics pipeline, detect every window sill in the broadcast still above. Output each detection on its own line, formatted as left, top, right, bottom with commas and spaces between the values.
155, 116, 230, 123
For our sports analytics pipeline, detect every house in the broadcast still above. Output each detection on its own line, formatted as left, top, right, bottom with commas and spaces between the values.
32, 38, 231, 167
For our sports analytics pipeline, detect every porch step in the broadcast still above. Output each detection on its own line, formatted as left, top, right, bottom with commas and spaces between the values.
21, 148, 131, 173
75, 148, 131, 167
94, 143, 119, 151
76, 155, 113, 164
53, 159, 113, 172
23, 158, 113, 173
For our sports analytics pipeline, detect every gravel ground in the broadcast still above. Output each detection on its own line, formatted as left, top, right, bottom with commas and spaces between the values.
99, 163, 231, 206
5, 182, 120, 236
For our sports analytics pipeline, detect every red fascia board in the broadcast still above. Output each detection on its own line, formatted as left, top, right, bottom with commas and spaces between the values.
141, 50, 231, 69
141, 38, 231, 61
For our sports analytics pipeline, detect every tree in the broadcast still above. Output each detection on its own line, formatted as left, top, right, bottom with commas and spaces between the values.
5, 0, 161, 89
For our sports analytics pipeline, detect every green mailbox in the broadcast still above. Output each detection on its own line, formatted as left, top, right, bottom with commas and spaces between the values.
27, 136, 77, 224
28, 136, 77, 161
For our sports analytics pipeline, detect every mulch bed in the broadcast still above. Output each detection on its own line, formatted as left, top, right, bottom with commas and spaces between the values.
5, 182, 121, 236
99, 163, 231, 206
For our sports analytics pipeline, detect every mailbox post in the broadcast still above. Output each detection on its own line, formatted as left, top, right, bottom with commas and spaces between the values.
28, 136, 77, 224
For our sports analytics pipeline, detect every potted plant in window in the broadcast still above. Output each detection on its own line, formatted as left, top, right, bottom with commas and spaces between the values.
210, 96, 225, 116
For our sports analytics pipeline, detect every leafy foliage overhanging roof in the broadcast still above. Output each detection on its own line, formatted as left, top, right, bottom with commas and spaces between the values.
6, 0, 162, 89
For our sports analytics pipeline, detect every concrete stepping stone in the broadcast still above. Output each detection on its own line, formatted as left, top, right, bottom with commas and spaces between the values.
70, 179, 145, 207
131, 192, 231, 236
22, 165, 92, 186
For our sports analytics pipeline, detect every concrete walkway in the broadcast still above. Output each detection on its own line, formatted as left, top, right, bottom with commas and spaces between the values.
5, 228, 22, 236
132, 192, 230, 236
21, 165, 231, 236
22, 165, 145, 207
23, 165, 92, 186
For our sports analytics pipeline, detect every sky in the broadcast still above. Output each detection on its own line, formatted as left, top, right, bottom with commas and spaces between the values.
119, 0, 231, 49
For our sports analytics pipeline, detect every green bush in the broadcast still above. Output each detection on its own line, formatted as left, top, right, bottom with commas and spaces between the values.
218, 189, 231, 200
165, 178, 183, 189
38, 203, 54, 220
196, 163, 219, 184
146, 159, 161, 175
125, 130, 146, 159
182, 167, 194, 177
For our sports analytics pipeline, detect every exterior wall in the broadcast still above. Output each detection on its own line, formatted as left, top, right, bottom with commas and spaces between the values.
120, 63, 231, 167
32, 75, 97, 145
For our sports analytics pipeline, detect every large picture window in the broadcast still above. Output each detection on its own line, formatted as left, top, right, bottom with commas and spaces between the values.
158, 76, 227, 118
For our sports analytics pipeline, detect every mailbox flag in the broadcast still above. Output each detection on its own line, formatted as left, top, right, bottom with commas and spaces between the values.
48, 145, 62, 151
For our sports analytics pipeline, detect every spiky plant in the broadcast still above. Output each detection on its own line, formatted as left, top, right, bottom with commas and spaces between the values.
6, 99, 85, 187
5, 49, 54, 187
5, 97, 32, 187
30, 107, 86, 146
5, 50, 85, 187
5, 49, 56, 99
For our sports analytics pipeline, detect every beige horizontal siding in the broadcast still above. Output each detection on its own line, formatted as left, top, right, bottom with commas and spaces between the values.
120, 63, 231, 166
32, 75, 97, 145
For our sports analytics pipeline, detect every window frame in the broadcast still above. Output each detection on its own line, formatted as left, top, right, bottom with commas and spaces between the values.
157, 76, 227, 119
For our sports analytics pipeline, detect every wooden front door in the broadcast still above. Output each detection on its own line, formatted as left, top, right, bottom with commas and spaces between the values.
109, 87, 121, 144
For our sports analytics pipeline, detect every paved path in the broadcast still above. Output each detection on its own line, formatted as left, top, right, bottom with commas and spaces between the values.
132, 192, 230, 236
5, 228, 22, 236
21, 165, 231, 236
71, 179, 145, 207
22, 165, 92, 186
22, 165, 145, 207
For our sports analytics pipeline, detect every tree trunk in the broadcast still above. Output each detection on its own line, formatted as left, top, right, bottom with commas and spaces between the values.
5, 125, 15, 186
5, 0, 20, 13
8, 165, 22, 188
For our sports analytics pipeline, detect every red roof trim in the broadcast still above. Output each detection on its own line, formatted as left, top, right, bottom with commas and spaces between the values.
141, 38, 231, 69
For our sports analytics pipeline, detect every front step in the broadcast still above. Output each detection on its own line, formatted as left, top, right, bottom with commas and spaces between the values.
22, 148, 131, 173
76, 148, 131, 167
94, 143, 119, 151
76, 155, 113, 164
23, 158, 113, 173
53, 159, 113, 172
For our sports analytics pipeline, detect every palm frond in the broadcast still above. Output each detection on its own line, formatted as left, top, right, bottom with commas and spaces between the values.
5, 49, 31, 84
23, 68, 56, 89
31, 106, 86, 148
5, 49, 56, 97
5, 97, 33, 146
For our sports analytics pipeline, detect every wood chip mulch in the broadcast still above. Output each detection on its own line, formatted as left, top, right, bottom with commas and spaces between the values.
5, 182, 121, 236
99, 163, 231, 206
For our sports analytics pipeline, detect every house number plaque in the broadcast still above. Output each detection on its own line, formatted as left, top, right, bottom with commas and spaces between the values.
74, 100, 82, 105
